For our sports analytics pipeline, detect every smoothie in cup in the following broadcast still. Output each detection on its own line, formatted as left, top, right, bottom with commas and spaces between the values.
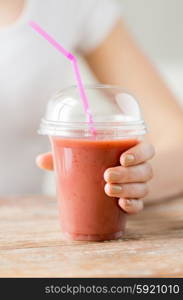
39, 85, 146, 241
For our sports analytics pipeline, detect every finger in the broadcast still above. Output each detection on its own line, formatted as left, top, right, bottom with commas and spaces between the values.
120, 142, 155, 166
36, 152, 54, 171
104, 182, 148, 199
104, 163, 153, 184
118, 198, 144, 214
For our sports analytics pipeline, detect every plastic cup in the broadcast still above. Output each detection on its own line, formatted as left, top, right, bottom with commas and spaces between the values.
39, 84, 146, 241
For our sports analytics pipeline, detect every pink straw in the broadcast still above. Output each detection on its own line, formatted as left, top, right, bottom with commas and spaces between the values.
29, 21, 96, 134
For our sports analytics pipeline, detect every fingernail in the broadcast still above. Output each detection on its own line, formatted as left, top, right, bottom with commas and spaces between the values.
125, 199, 137, 207
122, 154, 135, 166
123, 199, 131, 206
106, 170, 120, 181
111, 184, 122, 193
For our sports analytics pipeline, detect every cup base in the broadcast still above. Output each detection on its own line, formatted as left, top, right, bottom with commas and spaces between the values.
61, 231, 124, 242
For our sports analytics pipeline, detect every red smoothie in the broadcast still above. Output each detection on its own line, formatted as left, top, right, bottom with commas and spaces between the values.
50, 137, 138, 241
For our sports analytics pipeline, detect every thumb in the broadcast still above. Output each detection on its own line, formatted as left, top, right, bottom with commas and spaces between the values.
36, 152, 54, 171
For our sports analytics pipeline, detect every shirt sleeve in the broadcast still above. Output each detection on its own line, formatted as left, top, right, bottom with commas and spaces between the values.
76, 0, 122, 54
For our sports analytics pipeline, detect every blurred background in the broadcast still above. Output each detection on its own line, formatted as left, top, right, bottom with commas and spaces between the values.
44, 0, 183, 194
120, 0, 183, 106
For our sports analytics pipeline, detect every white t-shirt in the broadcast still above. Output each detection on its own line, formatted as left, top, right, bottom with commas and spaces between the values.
0, 0, 121, 195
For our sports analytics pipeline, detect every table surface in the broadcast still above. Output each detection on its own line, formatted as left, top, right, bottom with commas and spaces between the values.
0, 195, 183, 278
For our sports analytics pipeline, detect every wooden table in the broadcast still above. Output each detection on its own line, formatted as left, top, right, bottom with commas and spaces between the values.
0, 195, 183, 278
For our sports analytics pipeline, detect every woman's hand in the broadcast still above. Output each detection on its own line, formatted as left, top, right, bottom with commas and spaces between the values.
36, 141, 155, 215
104, 142, 154, 214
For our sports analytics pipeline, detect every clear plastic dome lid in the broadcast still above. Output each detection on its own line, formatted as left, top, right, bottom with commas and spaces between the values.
39, 84, 147, 138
